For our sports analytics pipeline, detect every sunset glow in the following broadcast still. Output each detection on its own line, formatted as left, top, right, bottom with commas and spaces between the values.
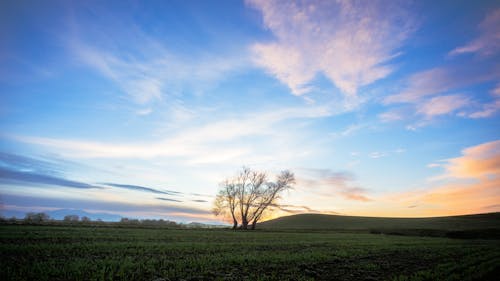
1, 0, 499, 222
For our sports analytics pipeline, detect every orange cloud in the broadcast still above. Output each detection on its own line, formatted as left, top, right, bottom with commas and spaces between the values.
418, 178, 500, 216
357, 140, 500, 217
445, 140, 500, 179
257, 141, 499, 219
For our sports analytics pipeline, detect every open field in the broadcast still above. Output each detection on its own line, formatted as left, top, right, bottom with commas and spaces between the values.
1, 224, 499, 281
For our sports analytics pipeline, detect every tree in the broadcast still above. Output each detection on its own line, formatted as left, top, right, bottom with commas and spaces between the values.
212, 167, 295, 230
212, 179, 240, 229
24, 212, 50, 224
248, 170, 295, 230
63, 215, 79, 222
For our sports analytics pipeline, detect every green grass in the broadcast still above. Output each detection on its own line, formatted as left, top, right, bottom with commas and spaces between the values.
258, 212, 500, 231
1, 225, 499, 280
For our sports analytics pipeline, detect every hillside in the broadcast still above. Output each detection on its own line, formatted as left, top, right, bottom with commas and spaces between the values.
259, 212, 500, 231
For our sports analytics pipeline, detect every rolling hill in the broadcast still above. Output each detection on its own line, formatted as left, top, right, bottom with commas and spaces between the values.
259, 212, 500, 231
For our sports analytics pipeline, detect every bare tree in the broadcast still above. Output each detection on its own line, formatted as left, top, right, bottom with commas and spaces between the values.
248, 170, 295, 229
212, 179, 239, 229
212, 167, 295, 230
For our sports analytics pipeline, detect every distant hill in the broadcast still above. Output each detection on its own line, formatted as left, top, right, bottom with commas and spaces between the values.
259, 213, 500, 231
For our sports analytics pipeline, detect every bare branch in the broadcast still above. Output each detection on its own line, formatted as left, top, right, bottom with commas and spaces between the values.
213, 167, 295, 230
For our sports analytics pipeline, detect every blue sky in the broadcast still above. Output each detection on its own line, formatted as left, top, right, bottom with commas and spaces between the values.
1, 0, 499, 222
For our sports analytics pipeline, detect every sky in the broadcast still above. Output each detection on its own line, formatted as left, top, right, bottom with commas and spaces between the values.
1, 0, 499, 222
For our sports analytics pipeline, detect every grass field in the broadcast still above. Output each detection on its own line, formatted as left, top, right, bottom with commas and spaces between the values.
1, 224, 499, 281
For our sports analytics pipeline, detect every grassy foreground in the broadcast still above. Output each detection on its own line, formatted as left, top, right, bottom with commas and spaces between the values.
1, 225, 499, 281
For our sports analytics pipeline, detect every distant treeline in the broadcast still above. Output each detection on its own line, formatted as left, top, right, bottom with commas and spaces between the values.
0, 212, 223, 229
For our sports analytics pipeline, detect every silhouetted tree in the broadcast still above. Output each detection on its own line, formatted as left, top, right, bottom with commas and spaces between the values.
213, 178, 240, 229
24, 212, 50, 224
64, 215, 79, 222
249, 170, 295, 230
120, 218, 139, 224
213, 167, 295, 230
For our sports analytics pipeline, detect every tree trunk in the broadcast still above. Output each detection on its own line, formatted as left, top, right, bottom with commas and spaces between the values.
241, 218, 248, 229
232, 218, 238, 229
251, 220, 257, 230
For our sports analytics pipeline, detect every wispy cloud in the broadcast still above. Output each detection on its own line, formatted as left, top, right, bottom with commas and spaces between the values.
12, 104, 336, 164
270, 203, 339, 215
352, 149, 405, 159
297, 168, 371, 202
381, 8, 500, 128
71, 42, 246, 107
369, 152, 386, 159
329, 123, 367, 138
0, 152, 101, 189
384, 67, 496, 105
449, 9, 500, 57
381, 65, 499, 129
463, 83, 500, 118
378, 108, 407, 123
416, 94, 470, 118
66, 6, 249, 111
71, 43, 160, 104
156, 197, 183, 203
101, 183, 181, 196
0, 166, 101, 189
248, 0, 414, 97
0, 152, 61, 176
2, 193, 212, 222
0, 153, 192, 198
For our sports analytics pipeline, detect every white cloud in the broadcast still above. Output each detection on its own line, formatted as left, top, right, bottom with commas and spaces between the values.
13, 105, 336, 165
368, 148, 405, 159
248, 0, 414, 97
464, 83, 500, 118
382, 9, 500, 126
465, 101, 500, 118
383, 59, 499, 106
72, 42, 246, 106
393, 148, 406, 154
369, 152, 386, 159
384, 68, 456, 104
378, 109, 405, 123
382, 65, 499, 128
296, 168, 371, 202
329, 123, 366, 138
449, 9, 500, 57
417, 94, 470, 117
